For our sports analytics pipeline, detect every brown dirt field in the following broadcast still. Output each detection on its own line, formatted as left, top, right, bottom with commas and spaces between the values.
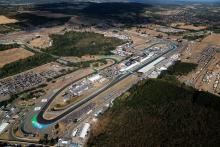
178, 25, 207, 31
0, 15, 17, 25
172, 23, 207, 31
0, 48, 34, 67
30, 36, 51, 49
201, 34, 220, 46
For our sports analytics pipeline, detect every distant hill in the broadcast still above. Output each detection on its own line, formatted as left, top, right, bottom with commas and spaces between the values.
0, 0, 128, 5
1, 0, 219, 5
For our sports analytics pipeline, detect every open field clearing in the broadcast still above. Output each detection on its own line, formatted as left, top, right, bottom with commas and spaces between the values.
0, 15, 17, 25
177, 25, 207, 31
0, 48, 34, 67
202, 34, 220, 46
171, 23, 207, 31
30, 36, 51, 49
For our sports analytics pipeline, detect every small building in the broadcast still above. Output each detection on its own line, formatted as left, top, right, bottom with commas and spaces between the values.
0, 122, 9, 134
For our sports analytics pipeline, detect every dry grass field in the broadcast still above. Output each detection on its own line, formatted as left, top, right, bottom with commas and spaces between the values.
193, 34, 220, 53
177, 25, 207, 31
0, 48, 34, 67
30, 36, 51, 49
202, 34, 220, 46
0, 15, 18, 25
171, 23, 207, 31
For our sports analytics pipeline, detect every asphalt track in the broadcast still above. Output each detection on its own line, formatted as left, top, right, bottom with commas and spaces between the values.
36, 43, 177, 125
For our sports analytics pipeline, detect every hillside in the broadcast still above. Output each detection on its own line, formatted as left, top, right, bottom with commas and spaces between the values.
88, 63, 220, 146
47, 31, 124, 57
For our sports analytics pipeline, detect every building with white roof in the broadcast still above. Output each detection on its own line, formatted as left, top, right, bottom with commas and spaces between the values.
79, 123, 90, 139
0, 122, 9, 134
138, 57, 165, 74
88, 74, 102, 83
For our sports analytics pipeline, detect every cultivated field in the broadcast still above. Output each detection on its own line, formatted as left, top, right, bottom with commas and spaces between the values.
0, 48, 34, 67
0, 15, 17, 25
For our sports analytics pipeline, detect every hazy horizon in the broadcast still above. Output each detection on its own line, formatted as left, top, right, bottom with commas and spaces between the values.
0, 0, 219, 5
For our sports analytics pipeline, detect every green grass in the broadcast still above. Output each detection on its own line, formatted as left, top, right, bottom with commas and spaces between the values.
47, 31, 125, 57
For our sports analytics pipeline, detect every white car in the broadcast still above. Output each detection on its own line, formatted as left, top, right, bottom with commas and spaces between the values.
34, 107, 41, 111
41, 99, 48, 103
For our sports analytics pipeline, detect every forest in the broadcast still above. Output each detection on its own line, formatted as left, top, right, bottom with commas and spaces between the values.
47, 31, 124, 57
88, 61, 220, 147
